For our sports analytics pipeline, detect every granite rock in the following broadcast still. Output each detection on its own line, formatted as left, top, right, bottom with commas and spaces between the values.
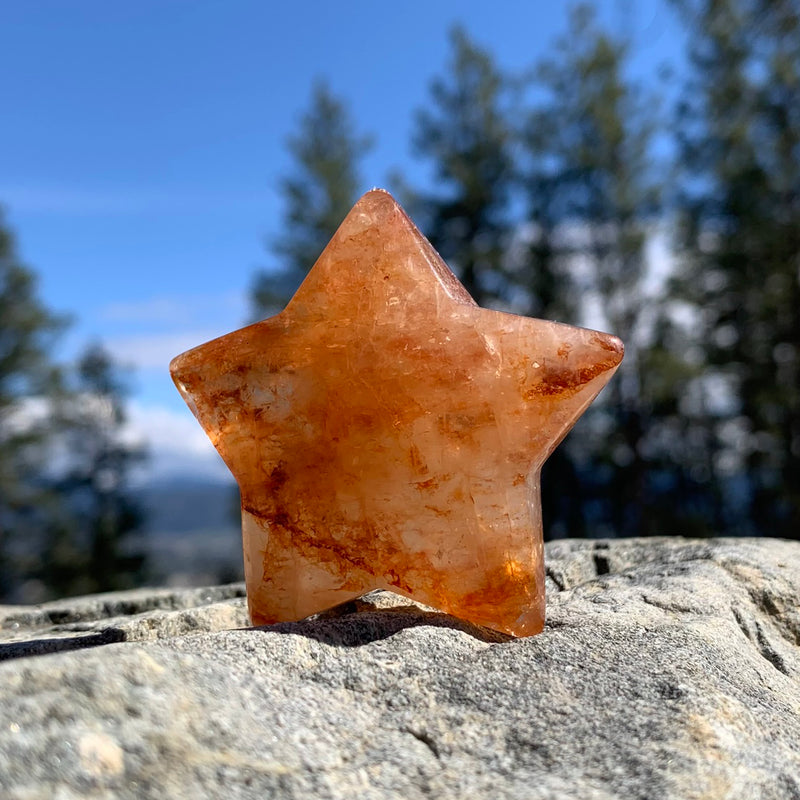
1, 537, 799, 799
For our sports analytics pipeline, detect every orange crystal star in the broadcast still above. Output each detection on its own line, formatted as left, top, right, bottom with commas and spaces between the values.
170, 189, 623, 637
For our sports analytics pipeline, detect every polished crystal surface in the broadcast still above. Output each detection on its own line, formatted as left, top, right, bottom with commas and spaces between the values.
170, 189, 623, 636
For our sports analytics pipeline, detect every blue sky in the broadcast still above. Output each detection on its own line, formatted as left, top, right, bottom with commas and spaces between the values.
1, 0, 682, 481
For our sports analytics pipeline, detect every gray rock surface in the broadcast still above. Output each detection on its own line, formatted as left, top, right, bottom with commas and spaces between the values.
1, 537, 800, 799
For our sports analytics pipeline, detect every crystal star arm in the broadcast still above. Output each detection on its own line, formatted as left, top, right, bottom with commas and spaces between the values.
170, 189, 623, 637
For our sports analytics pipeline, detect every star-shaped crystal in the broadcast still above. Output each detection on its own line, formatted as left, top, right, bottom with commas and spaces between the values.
170, 190, 622, 636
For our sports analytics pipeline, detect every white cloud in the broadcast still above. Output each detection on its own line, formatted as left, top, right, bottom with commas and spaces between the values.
92, 290, 251, 484
1, 396, 225, 486
101, 297, 196, 326
643, 226, 675, 296
106, 329, 229, 371
96, 290, 250, 374
0, 396, 50, 440
99, 290, 247, 326
125, 402, 231, 485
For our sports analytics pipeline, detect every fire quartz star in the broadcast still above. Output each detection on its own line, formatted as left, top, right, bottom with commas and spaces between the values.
170, 189, 623, 637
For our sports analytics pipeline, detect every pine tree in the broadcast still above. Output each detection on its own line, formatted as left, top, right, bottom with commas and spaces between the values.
410, 26, 515, 307
0, 212, 67, 598
251, 81, 373, 318
520, 5, 673, 537
672, 0, 800, 537
40, 344, 147, 597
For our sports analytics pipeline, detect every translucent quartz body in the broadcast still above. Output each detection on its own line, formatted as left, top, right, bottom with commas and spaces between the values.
170, 190, 623, 636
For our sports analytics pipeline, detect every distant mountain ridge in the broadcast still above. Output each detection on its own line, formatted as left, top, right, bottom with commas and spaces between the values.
134, 477, 243, 585
135, 477, 239, 535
